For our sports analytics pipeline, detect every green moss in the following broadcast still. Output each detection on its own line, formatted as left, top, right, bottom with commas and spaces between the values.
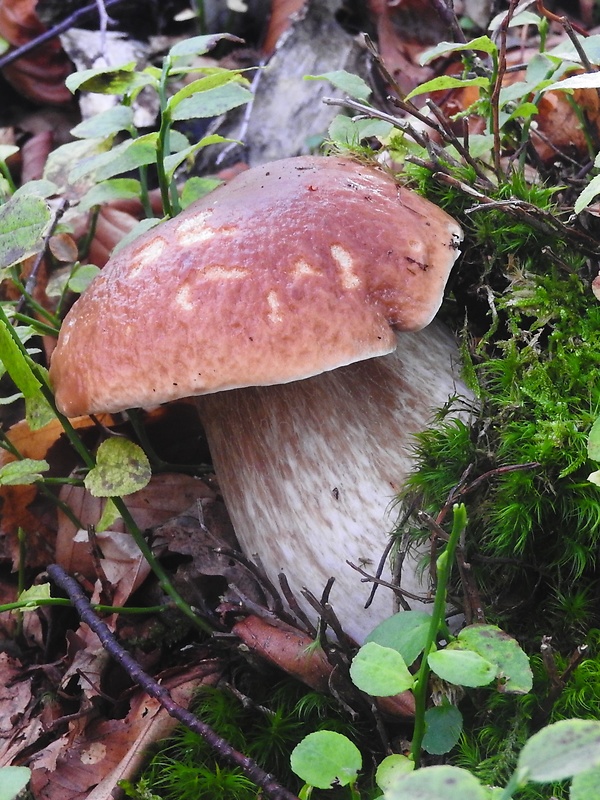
127, 680, 373, 800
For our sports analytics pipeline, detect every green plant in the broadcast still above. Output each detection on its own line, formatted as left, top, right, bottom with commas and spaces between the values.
0, 766, 31, 800
129, 682, 358, 800
290, 507, 600, 799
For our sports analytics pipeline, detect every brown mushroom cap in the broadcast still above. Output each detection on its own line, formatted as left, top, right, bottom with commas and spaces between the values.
50, 155, 463, 417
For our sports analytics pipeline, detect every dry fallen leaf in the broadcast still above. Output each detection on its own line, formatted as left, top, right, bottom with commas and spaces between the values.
0, 0, 73, 105
56, 472, 217, 607
0, 415, 116, 571
28, 662, 223, 800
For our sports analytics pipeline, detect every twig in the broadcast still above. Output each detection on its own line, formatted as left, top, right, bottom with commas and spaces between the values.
46, 564, 300, 800
15, 198, 69, 319
0, 0, 127, 71
430, 0, 466, 43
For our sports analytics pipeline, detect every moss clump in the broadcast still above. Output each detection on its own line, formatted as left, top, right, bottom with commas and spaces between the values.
402, 169, 600, 648
125, 680, 375, 800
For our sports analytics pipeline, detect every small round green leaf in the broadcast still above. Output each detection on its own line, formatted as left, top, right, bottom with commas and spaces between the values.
350, 642, 415, 696
0, 766, 31, 800
376, 754, 414, 793
422, 704, 463, 755
571, 764, 600, 800
0, 458, 49, 486
428, 648, 496, 688
365, 610, 432, 667
517, 719, 600, 784
84, 438, 151, 497
290, 731, 361, 789
382, 765, 489, 800
457, 624, 533, 693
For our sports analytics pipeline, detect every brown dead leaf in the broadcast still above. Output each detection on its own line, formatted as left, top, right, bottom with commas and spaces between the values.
56, 473, 217, 607
48, 233, 79, 264
20, 129, 54, 183
150, 499, 264, 611
0, 415, 116, 571
368, 0, 450, 97
0, 0, 73, 105
0, 652, 42, 766
28, 662, 223, 800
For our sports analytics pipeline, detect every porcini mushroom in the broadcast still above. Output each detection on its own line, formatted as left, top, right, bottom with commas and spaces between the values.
50, 155, 470, 643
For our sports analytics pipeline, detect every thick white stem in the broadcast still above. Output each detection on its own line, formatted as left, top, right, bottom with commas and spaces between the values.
194, 321, 472, 643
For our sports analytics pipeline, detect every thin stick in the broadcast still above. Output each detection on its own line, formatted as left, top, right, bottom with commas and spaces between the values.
0, 0, 127, 71
46, 564, 300, 800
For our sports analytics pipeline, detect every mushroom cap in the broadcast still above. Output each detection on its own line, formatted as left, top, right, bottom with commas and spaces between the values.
50, 155, 463, 417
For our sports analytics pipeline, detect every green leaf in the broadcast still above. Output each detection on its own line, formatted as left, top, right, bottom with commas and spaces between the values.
18, 582, 51, 608
546, 34, 600, 66
169, 33, 243, 60
43, 138, 112, 193
575, 174, 600, 215
422, 704, 463, 755
65, 62, 155, 95
517, 719, 600, 784
0, 320, 43, 398
0, 766, 31, 800
365, 610, 432, 667
25, 387, 55, 430
170, 82, 252, 121
167, 71, 245, 113
328, 115, 392, 146
290, 731, 361, 789
428, 648, 496, 688
163, 135, 230, 183
457, 624, 533, 693
180, 177, 223, 208
419, 36, 497, 66
79, 178, 141, 211
376, 754, 414, 793
0, 458, 49, 486
350, 641, 414, 696
571, 764, 600, 800
405, 75, 489, 101
71, 105, 135, 139
589, 469, 600, 486
84, 438, 151, 497
382, 765, 490, 800
96, 497, 122, 532
113, 217, 162, 254
67, 264, 102, 293
305, 70, 372, 101
69, 133, 159, 184
544, 72, 600, 92
489, 10, 545, 31
0, 194, 51, 269
13, 179, 58, 199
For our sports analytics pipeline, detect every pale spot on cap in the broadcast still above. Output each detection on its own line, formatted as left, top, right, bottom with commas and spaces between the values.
267, 291, 283, 324
175, 285, 194, 311
292, 258, 321, 279
330, 244, 360, 289
130, 237, 167, 278
200, 265, 249, 281
176, 211, 227, 246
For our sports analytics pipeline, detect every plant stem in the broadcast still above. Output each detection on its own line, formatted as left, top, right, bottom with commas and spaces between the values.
410, 503, 468, 766
157, 56, 177, 218
0, 597, 168, 614
0, 303, 210, 634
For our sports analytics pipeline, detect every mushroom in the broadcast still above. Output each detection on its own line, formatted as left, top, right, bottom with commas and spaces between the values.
49, 155, 470, 643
